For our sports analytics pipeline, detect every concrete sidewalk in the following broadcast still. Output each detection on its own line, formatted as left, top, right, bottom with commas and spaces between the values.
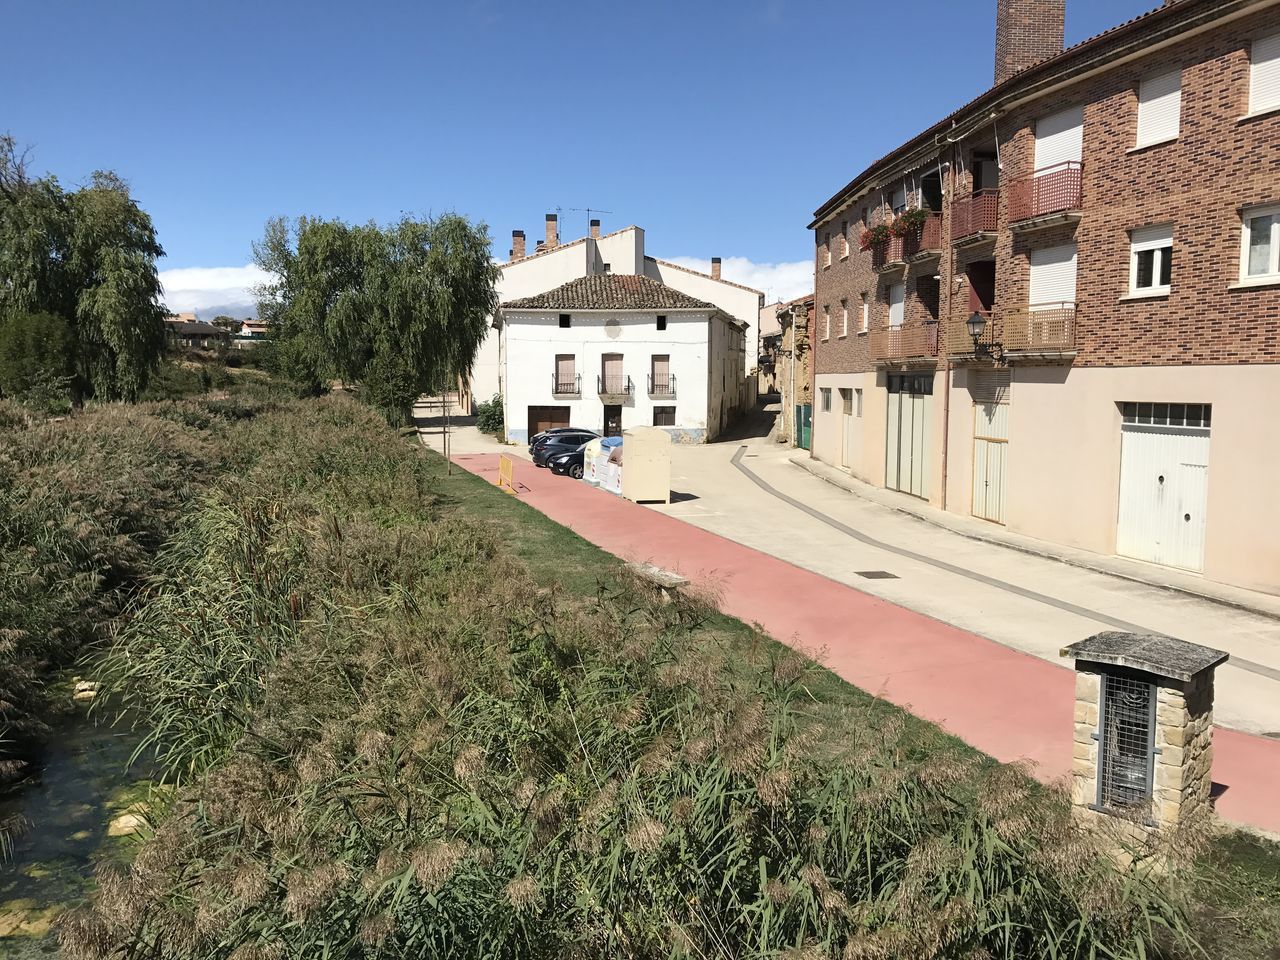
449, 450, 1280, 835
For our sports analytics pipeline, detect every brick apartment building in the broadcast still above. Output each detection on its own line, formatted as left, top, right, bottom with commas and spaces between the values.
808, 0, 1280, 594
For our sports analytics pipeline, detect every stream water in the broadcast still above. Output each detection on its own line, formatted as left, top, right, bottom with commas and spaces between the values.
0, 695, 152, 957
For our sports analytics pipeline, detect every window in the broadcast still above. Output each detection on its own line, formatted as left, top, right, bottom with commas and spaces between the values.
855, 387, 863, 417
1034, 105, 1084, 170
558, 313, 571, 328
656, 315, 667, 330
840, 388, 853, 416
1120, 401, 1210, 428
860, 206, 869, 228
653, 406, 676, 427
888, 283, 905, 328
819, 387, 832, 412
1135, 70, 1181, 147
1241, 204, 1280, 281
916, 276, 940, 321
554, 354, 576, 394
860, 292, 869, 333
891, 184, 907, 214
839, 299, 849, 337
1249, 33, 1280, 116
650, 354, 672, 395
822, 305, 831, 340
840, 220, 849, 258
1129, 224, 1173, 295
1029, 243, 1078, 306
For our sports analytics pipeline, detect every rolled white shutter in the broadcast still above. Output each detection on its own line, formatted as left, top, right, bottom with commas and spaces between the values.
1250, 34, 1280, 114
889, 283, 905, 327
1136, 70, 1181, 146
1034, 106, 1084, 170
1029, 243, 1078, 306
891, 185, 907, 211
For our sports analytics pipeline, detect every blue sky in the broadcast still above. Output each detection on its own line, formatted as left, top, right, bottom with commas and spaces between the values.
4, 0, 1155, 313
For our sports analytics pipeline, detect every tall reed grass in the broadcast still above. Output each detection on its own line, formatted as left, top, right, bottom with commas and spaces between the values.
58, 396, 1205, 960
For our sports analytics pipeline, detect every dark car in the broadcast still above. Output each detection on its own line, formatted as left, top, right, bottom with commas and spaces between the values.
548, 443, 589, 479
531, 431, 596, 467
528, 426, 598, 454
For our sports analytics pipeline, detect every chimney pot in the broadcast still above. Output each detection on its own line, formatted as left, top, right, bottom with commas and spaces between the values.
511, 229, 526, 261
711, 257, 722, 281
590, 218, 601, 239
994, 0, 1064, 86
545, 213, 558, 248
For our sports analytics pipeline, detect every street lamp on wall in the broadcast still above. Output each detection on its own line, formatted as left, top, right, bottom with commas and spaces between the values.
967, 310, 1006, 365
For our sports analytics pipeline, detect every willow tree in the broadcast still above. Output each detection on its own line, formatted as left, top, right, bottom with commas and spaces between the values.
0, 136, 166, 401
254, 213, 499, 425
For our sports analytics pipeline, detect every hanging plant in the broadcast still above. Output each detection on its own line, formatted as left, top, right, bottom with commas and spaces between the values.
890, 207, 931, 238
858, 223, 891, 251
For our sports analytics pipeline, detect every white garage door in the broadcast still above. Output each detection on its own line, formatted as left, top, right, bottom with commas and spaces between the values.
886, 373, 932, 499
1116, 402, 1210, 572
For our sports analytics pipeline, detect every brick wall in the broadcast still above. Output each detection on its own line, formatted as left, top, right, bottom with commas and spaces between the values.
995, 0, 1065, 85
818, 6, 1280, 372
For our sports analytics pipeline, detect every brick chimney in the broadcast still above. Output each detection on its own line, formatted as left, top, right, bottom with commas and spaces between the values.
545, 213, 558, 249
994, 0, 1064, 86
711, 257, 722, 281
510, 229, 525, 261
589, 218, 601, 239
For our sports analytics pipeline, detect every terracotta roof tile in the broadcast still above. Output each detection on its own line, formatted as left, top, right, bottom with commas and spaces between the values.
501, 275, 718, 311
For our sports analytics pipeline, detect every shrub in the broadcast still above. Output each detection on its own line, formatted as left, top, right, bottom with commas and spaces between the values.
475, 393, 504, 435
0, 310, 74, 412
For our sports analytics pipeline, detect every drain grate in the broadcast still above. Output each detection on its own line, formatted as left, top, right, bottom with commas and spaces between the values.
856, 570, 899, 580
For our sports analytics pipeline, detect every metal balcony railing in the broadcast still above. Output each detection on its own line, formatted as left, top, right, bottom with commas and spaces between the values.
647, 373, 676, 397
1007, 162, 1082, 223
1002, 302, 1076, 352
904, 212, 943, 258
947, 309, 998, 356
951, 189, 1000, 242
871, 235, 906, 271
869, 321, 940, 362
552, 372, 580, 397
597, 374, 634, 397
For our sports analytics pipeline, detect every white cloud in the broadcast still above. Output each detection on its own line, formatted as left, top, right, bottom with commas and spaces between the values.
664, 256, 812, 304
158, 264, 272, 317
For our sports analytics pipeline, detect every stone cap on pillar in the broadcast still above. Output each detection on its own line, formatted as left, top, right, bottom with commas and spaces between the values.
1061, 631, 1228, 682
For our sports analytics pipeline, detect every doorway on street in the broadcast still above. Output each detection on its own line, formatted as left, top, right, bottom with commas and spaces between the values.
1116, 402, 1210, 572
885, 372, 933, 499
839, 387, 855, 469
970, 370, 1010, 524
603, 404, 622, 437
527, 405, 569, 438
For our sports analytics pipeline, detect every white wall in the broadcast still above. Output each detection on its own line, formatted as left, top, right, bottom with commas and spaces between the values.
503, 309, 717, 442
593, 227, 645, 275
644, 258, 762, 379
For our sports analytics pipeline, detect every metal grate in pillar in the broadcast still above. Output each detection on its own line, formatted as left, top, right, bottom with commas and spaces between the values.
1097, 673, 1156, 812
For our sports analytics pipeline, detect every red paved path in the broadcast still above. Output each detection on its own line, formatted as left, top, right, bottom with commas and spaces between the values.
457, 453, 1280, 834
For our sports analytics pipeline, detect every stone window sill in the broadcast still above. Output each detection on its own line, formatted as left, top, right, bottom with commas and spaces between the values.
858, 329, 868, 336
1127, 137, 1177, 154
1228, 276, 1280, 291
1118, 289, 1170, 302
1238, 104, 1280, 124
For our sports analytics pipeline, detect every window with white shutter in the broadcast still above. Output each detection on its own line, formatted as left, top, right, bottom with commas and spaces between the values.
1034, 106, 1084, 171
1029, 243, 1078, 307
1249, 34, 1280, 115
822, 304, 830, 340
1135, 70, 1181, 147
891, 185, 907, 214
888, 283, 905, 328
1240, 203, 1280, 281
860, 293, 869, 333
1129, 224, 1173, 294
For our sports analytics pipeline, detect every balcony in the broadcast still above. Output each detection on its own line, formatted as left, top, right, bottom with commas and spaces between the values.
871, 235, 906, 272
904, 212, 943, 261
1002, 303, 1076, 355
648, 373, 677, 398
951, 189, 999, 245
869, 321, 940, 364
948, 304, 1076, 359
552, 373, 581, 398
1007, 162, 1083, 231
597, 374, 634, 400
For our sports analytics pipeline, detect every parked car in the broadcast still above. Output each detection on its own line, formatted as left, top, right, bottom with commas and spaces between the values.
531, 431, 597, 467
548, 443, 589, 479
528, 426, 598, 453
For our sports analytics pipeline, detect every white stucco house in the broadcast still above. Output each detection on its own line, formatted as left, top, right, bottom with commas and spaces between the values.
468, 215, 762, 419
499, 274, 748, 443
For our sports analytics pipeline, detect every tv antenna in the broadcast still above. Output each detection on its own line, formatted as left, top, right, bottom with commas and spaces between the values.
567, 206, 613, 235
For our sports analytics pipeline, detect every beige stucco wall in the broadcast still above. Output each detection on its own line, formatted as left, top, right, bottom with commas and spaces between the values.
946, 363, 1280, 595
812, 371, 885, 486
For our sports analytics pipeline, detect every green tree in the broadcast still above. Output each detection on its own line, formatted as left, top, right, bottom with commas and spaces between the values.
253, 213, 498, 425
210, 315, 239, 332
0, 310, 74, 410
0, 136, 166, 401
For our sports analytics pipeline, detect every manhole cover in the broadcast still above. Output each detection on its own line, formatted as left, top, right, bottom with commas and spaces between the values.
856, 571, 899, 580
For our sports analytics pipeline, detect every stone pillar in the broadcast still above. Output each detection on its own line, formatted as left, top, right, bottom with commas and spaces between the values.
1061, 631, 1227, 833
